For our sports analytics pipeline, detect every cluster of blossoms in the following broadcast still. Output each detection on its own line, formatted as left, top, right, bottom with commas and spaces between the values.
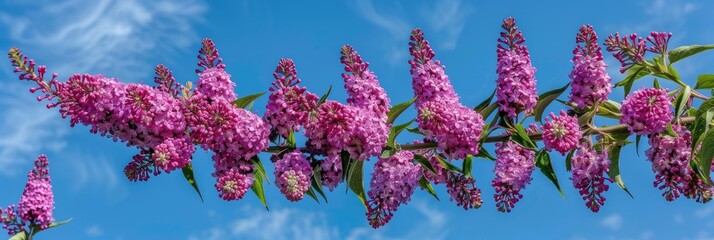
9, 39, 271, 201
570, 143, 611, 212
304, 45, 391, 191
366, 151, 421, 228
541, 110, 582, 155
273, 150, 313, 202
1, 155, 55, 236
264, 58, 318, 138
414, 144, 483, 210
604, 31, 672, 73
620, 87, 672, 135
492, 141, 535, 212
646, 124, 713, 202
409, 28, 484, 160
495, 17, 538, 118
185, 39, 270, 200
569, 25, 612, 110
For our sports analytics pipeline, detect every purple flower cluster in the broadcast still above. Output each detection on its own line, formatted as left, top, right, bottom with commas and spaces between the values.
645, 124, 692, 201
447, 173, 484, 210
409, 28, 484, 159
493, 141, 535, 212
569, 25, 612, 110
571, 143, 611, 212
495, 17, 538, 118
274, 150, 313, 202
341, 45, 391, 118
1, 155, 55, 236
152, 137, 195, 173
215, 169, 253, 201
604, 33, 647, 73
542, 110, 582, 155
264, 59, 318, 138
620, 88, 672, 135
367, 151, 421, 228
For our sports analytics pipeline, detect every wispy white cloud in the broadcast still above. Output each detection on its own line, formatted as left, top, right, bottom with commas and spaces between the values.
0, 0, 206, 176
69, 154, 120, 192
601, 214, 623, 230
189, 201, 449, 240
85, 225, 104, 238
0, 0, 206, 80
695, 204, 714, 218
187, 207, 339, 240
0, 84, 67, 176
351, 0, 473, 63
608, 0, 698, 41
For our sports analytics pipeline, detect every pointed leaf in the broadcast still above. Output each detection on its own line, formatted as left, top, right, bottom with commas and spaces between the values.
475, 148, 496, 161
535, 83, 570, 122
251, 170, 269, 210
635, 135, 642, 157
695, 74, 714, 89
512, 124, 537, 150
668, 44, 714, 64
317, 85, 332, 106
653, 78, 661, 89
251, 156, 269, 184
696, 129, 714, 184
616, 66, 650, 95
9, 231, 26, 240
387, 120, 414, 148
565, 149, 574, 171
462, 155, 473, 178
312, 165, 328, 202
182, 162, 204, 202
232, 92, 266, 109
406, 126, 424, 135
347, 160, 367, 209
414, 154, 437, 174
474, 89, 496, 112
596, 100, 622, 119
387, 97, 416, 124
437, 155, 462, 173
535, 149, 565, 198
419, 177, 440, 200
674, 86, 691, 118
479, 102, 498, 120
305, 188, 320, 203
608, 143, 633, 198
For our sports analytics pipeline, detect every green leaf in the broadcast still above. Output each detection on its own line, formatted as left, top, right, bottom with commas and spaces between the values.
534, 83, 570, 122
9, 231, 26, 240
608, 143, 634, 198
251, 156, 269, 184
535, 149, 565, 198
312, 165, 328, 202
462, 155, 473, 178
305, 187, 320, 203
695, 74, 714, 89
437, 155, 462, 173
380, 146, 398, 158
387, 97, 416, 124
692, 99, 714, 154
387, 120, 414, 148
231, 92, 266, 109
414, 154, 437, 174
512, 124, 537, 150
406, 127, 424, 135
28, 218, 73, 238
616, 66, 650, 95
479, 103, 498, 120
251, 170, 269, 210
668, 44, 714, 64
653, 78, 661, 89
596, 100, 622, 119
474, 89, 495, 112
286, 130, 296, 148
635, 135, 642, 157
565, 149, 574, 171
674, 86, 692, 118
347, 160, 367, 209
317, 85, 332, 106
181, 162, 204, 202
475, 148, 496, 161
696, 129, 714, 184
419, 177, 440, 200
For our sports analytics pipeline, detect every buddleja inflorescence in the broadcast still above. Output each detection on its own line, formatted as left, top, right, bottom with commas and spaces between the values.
7, 17, 714, 229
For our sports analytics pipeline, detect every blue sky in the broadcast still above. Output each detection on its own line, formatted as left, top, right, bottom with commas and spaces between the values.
1, 0, 714, 239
